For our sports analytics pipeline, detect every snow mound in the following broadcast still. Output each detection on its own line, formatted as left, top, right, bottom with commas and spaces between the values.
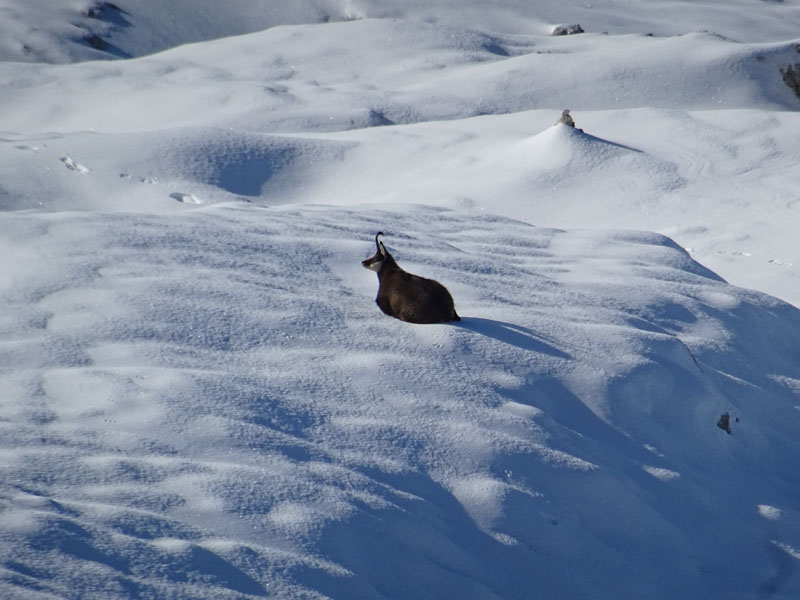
520, 121, 678, 189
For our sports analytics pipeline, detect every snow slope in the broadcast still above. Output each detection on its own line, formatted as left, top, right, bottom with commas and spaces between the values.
2, 1, 800, 599
3, 0, 800, 63
3, 204, 800, 599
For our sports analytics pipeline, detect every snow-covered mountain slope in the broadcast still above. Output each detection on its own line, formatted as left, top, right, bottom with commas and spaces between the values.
2, 1, 800, 599
2, 0, 800, 63
3, 17, 800, 134
2, 204, 800, 599
1, 13, 799, 305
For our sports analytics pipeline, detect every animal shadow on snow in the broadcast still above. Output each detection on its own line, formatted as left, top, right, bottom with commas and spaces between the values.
455, 317, 570, 359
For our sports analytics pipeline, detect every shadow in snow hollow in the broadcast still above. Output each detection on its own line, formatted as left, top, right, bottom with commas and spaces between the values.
454, 317, 570, 359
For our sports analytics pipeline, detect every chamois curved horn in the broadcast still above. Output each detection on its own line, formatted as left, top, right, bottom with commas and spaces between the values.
375, 231, 384, 251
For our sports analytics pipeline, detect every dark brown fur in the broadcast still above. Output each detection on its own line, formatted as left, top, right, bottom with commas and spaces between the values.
362, 232, 460, 324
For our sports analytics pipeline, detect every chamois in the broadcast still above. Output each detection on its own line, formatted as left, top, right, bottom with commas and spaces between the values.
362, 232, 460, 324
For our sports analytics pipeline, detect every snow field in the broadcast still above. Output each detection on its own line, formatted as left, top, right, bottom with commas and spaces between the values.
2, 202, 800, 598
2, 1, 800, 598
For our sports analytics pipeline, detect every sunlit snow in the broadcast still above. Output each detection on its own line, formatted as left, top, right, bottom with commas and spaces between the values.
2, 1, 800, 599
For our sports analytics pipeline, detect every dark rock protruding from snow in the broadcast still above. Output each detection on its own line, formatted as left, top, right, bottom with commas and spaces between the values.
781, 63, 800, 100
552, 24, 585, 36
555, 109, 584, 132
557, 109, 576, 127
717, 412, 732, 434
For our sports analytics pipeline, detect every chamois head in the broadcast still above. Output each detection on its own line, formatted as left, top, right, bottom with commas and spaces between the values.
362, 232, 460, 324
361, 232, 395, 272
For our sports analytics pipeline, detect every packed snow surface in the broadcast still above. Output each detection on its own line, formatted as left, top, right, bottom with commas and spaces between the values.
2, 1, 800, 599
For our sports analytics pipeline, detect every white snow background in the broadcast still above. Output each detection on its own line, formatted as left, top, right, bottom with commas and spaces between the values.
2, 1, 800, 598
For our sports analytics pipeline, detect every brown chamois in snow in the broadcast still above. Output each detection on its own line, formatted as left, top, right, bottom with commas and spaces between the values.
362, 232, 460, 324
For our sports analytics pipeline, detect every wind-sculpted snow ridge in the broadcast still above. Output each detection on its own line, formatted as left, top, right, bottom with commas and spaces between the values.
1, 203, 799, 599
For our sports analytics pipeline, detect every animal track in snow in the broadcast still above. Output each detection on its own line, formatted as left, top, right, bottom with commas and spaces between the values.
170, 192, 202, 204
769, 258, 793, 267
120, 173, 161, 184
60, 155, 90, 174
714, 249, 793, 267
